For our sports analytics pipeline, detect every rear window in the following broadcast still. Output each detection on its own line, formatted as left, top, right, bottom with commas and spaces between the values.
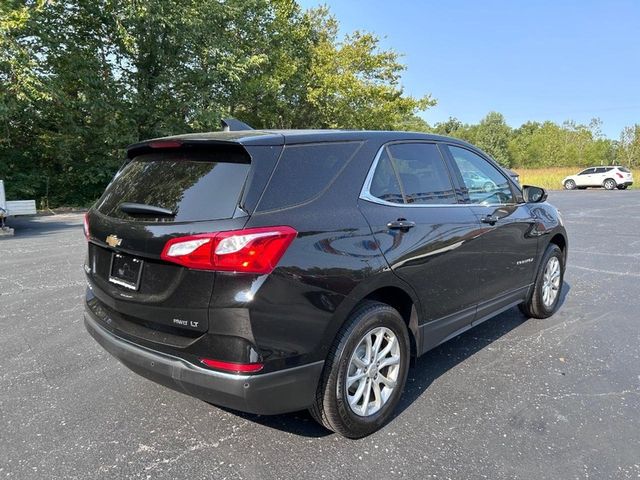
95, 150, 250, 222
256, 142, 361, 212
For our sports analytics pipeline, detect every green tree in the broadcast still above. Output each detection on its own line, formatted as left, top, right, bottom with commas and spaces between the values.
471, 112, 512, 167
618, 125, 640, 167
0, 0, 434, 207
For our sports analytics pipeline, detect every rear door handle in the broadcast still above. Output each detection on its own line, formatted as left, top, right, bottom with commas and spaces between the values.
387, 219, 416, 230
481, 214, 499, 225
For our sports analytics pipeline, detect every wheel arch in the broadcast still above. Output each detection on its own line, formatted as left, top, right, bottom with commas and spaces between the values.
331, 277, 422, 359
548, 232, 568, 264
360, 286, 419, 357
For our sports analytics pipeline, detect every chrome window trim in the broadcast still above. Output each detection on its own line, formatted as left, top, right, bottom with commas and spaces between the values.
359, 141, 515, 209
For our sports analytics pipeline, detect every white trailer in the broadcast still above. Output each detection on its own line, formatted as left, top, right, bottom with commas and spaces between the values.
0, 180, 37, 217
1, 180, 37, 236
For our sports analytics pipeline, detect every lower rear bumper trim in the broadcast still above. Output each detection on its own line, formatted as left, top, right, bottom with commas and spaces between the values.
84, 309, 324, 415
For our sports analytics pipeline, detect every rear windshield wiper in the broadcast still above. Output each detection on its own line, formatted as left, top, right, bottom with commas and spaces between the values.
119, 202, 176, 217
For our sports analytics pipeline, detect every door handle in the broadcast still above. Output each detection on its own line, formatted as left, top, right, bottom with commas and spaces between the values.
481, 214, 499, 225
387, 219, 415, 230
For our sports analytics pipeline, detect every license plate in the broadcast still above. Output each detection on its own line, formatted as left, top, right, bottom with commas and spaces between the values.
108, 253, 143, 290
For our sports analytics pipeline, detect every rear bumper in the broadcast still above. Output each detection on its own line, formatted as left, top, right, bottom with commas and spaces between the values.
84, 308, 324, 415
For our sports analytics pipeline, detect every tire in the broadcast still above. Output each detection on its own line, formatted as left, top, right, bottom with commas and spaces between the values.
519, 244, 564, 319
603, 178, 616, 190
564, 179, 576, 190
309, 301, 410, 438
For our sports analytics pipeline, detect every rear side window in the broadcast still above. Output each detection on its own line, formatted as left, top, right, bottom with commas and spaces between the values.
368, 143, 457, 205
95, 149, 250, 222
619, 167, 631, 173
595, 167, 607, 173
256, 142, 361, 212
388, 143, 456, 204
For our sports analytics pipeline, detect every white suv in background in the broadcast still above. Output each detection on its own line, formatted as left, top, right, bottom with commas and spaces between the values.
563, 166, 634, 190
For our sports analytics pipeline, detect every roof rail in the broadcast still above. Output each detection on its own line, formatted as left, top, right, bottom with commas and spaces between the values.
221, 118, 254, 132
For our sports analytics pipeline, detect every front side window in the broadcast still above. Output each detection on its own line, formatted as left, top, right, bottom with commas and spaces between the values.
368, 143, 457, 205
448, 145, 514, 205
579, 168, 595, 175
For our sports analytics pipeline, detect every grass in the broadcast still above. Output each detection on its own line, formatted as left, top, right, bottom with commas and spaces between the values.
513, 167, 637, 190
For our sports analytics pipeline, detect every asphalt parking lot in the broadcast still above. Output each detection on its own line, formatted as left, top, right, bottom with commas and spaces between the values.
1, 190, 639, 479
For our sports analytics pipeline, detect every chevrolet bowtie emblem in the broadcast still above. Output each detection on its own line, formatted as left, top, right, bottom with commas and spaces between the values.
106, 234, 122, 248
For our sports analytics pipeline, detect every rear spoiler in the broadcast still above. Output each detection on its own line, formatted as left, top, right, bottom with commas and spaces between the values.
125, 119, 270, 159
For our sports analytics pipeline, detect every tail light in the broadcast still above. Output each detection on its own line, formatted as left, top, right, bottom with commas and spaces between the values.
616, 172, 624, 179
199, 358, 264, 373
161, 226, 297, 274
83, 212, 90, 239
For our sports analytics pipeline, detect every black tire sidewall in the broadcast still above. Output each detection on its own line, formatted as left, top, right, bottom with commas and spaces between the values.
532, 245, 564, 317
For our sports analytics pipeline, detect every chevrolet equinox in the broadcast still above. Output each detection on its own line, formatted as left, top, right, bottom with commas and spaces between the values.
83, 128, 568, 438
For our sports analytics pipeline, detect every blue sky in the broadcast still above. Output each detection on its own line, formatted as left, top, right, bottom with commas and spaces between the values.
298, 0, 640, 138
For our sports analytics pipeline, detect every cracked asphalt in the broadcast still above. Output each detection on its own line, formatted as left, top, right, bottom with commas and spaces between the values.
1, 190, 639, 479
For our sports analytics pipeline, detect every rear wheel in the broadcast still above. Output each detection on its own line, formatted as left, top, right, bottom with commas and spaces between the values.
520, 244, 564, 319
310, 301, 410, 438
564, 179, 576, 190
603, 178, 616, 190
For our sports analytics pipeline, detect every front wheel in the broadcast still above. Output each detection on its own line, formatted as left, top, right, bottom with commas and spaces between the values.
603, 178, 616, 190
309, 301, 410, 438
564, 179, 576, 190
520, 244, 565, 319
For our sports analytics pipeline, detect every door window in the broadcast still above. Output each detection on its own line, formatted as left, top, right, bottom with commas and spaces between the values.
367, 143, 457, 205
579, 168, 595, 175
447, 146, 514, 205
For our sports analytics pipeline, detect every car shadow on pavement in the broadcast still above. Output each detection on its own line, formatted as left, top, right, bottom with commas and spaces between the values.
216, 281, 571, 438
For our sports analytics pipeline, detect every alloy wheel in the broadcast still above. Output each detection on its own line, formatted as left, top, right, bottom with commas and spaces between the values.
542, 256, 561, 307
345, 327, 401, 417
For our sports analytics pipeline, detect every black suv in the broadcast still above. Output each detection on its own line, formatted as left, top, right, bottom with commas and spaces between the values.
83, 129, 567, 438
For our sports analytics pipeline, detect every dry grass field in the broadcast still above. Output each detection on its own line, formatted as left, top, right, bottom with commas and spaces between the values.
514, 167, 637, 190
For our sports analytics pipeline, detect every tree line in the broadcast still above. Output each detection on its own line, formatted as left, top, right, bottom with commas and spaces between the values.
429, 113, 640, 170
1, 1, 638, 207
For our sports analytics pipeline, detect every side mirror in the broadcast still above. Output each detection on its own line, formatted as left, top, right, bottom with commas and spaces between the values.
523, 185, 547, 203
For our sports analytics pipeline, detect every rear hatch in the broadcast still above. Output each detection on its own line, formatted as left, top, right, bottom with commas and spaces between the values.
85, 142, 269, 335
617, 167, 633, 182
